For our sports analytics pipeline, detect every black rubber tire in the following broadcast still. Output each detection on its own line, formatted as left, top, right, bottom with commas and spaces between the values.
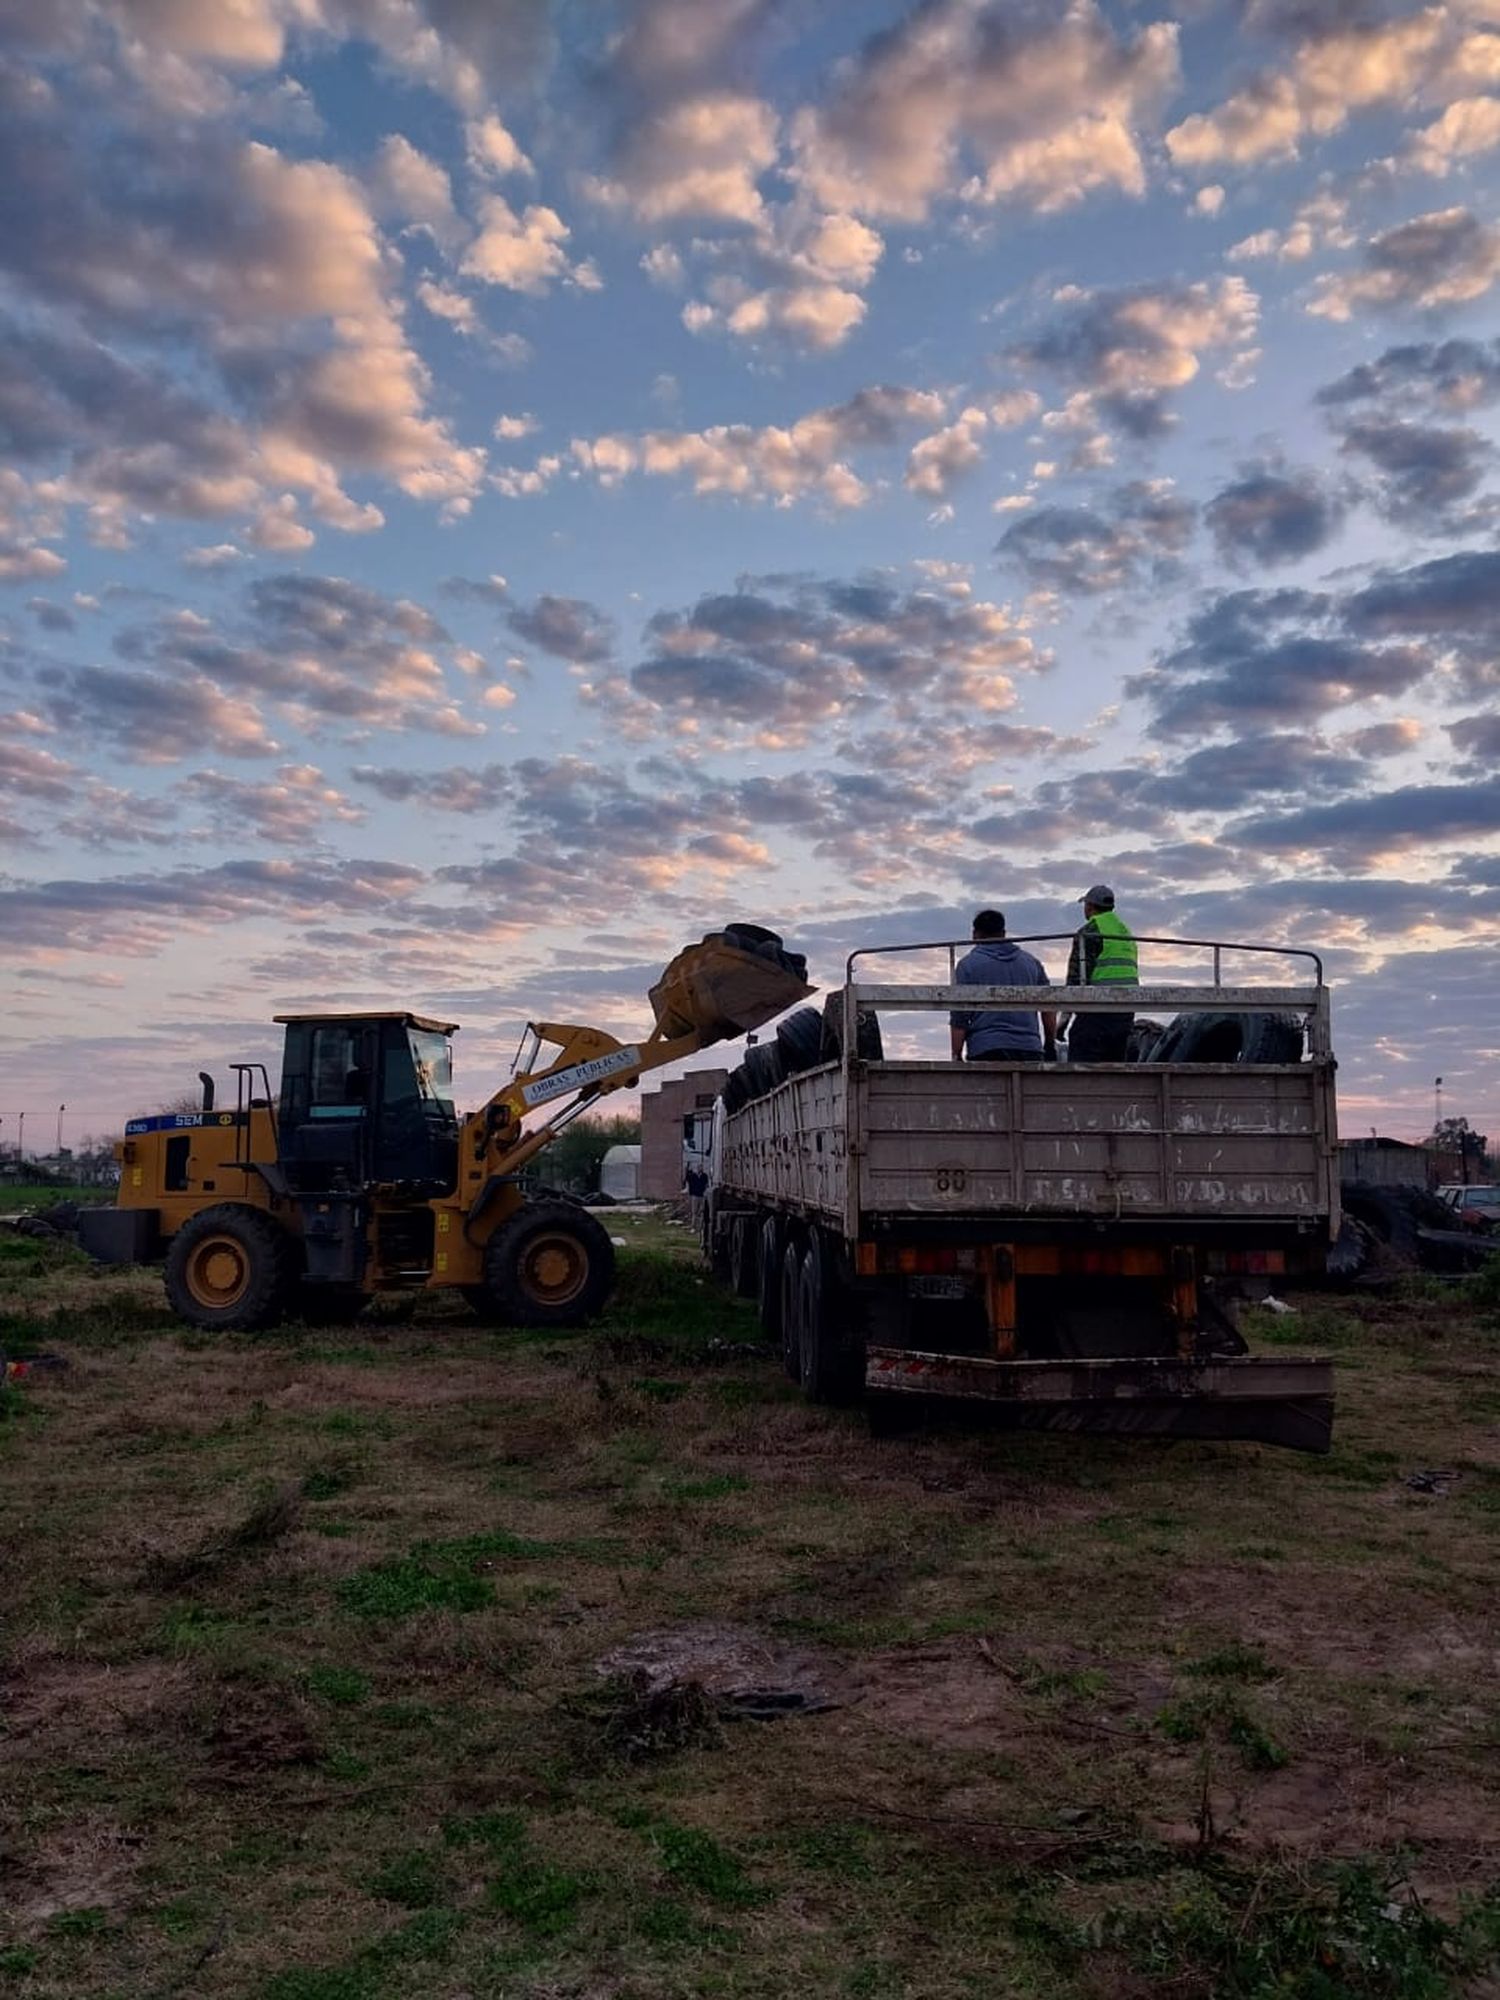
819, 991, 884, 1063
797, 1230, 864, 1406
291, 1283, 367, 1327
1126, 1020, 1166, 1062
728, 1213, 759, 1298
1148, 1011, 1303, 1065
776, 1006, 825, 1076
165, 1203, 295, 1333
757, 1214, 784, 1343
743, 1042, 785, 1100
721, 1065, 751, 1115
779, 1236, 804, 1381
480, 1199, 616, 1328
1341, 1181, 1452, 1261
703, 1198, 732, 1283
1325, 1214, 1375, 1280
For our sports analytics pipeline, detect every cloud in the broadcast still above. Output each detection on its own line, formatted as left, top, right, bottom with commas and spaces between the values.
1404, 93, 1500, 174
1336, 417, 1492, 527
1227, 185, 1354, 262
1166, 7, 1492, 170
465, 111, 532, 179
461, 193, 579, 294
904, 391, 1041, 499
1127, 585, 1432, 738
996, 479, 1196, 593
1315, 334, 1500, 411
506, 593, 615, 664
1205, 463, 1346, 567
791, 0, 1180, 222
1012, 276, 1260, 437
1228, 776, 1500, 861
370, 133, 459, 240
181, 764, 366, 844
565, 384, 948, 510
620, 570, 1044, 748
1309, 206, 1500, 318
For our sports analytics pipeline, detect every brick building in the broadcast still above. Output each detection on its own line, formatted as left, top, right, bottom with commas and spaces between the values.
640, 1068, 728, 1199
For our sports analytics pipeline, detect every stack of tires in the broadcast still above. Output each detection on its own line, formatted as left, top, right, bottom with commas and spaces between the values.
718, 1003, 828, 1113
1142, 1011, 1305, 1064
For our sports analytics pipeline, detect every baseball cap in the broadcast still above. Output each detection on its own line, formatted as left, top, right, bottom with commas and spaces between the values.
1080, 884, 1115, 907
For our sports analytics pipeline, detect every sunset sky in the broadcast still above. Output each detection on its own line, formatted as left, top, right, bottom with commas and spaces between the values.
2, 0, 1497, 1150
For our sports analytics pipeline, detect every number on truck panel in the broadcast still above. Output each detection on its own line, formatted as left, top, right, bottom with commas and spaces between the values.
933, 1166, 968, 1195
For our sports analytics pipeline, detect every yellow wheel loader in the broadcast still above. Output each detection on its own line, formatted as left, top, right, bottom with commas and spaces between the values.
79, 928, 812, 1333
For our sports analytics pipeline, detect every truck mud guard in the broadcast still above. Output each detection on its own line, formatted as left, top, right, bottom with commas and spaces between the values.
865, 1349, 1334, 1455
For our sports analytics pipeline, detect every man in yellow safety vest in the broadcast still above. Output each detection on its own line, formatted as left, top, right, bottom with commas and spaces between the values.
1061, 884, 1137, 1062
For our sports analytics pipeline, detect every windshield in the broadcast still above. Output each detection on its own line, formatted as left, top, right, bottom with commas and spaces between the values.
407, 1029, 455, 1115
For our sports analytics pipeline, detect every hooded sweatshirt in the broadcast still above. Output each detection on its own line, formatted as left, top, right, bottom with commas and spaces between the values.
950, 938, 1050, 1056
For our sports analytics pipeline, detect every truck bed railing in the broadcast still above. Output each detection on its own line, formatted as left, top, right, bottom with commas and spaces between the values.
844, 936, 1331, 1059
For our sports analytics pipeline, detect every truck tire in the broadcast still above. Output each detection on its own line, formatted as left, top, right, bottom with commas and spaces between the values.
1149, 1011, 1303, 1064
776, 1006, 824, 1076
721, 1065, 751, 1114
757, 1215, 784, 1343
481, 1200, 615, 1328
728, 1213, 759, 1298
743, 1041, 785, 1100
780, 1236, 805, 1381
819, 991, 884, 1063
165, 1204, 295, 1333
797, 1231, 864, 1405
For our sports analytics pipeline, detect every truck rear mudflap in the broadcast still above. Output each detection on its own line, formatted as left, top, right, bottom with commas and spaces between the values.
865, 1349, 1334, 1454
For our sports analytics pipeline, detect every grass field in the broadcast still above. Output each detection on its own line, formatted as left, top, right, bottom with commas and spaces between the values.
3, 1215, 1499, 1999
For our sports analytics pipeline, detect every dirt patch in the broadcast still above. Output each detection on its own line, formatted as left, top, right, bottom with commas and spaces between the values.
3, 1815, 144, 1926
205, 1687, 321, 1776
3, 1654, 192, 1743
598, 1621, 846, 1715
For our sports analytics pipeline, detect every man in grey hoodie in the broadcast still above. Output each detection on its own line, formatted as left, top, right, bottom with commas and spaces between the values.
948, 909, 1058, 1063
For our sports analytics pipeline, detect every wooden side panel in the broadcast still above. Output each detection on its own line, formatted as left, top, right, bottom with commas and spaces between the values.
858, 1063, 1332, 1221
719, 1060, 1335, 1231
718, 1063, 847, 1223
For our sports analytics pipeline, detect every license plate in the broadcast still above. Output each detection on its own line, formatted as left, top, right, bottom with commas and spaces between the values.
907, 1275, 970, 1300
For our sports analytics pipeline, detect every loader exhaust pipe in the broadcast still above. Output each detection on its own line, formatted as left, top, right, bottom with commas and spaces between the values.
199, 1071, 215, 1113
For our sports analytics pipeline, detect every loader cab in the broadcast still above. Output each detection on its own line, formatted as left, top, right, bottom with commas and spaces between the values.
275, 1012, 459, 1194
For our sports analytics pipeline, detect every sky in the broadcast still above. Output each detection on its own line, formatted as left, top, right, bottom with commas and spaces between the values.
1, 0, 1497, 1154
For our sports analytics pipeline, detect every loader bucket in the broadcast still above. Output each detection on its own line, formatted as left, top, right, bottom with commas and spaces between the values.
650, 933, 815, 1045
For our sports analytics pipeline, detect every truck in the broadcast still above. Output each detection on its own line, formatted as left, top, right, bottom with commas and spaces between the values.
701, 935, 1338, 1453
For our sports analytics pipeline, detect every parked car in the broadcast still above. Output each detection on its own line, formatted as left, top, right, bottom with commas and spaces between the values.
1436, 1185, 1500, 1231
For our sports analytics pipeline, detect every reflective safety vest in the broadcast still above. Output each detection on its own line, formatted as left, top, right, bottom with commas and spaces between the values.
1085, 910, 1138, 985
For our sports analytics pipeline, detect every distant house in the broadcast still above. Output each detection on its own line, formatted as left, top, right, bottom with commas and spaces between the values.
1340, 1137, 1457, 1190
639, 1068, 730, 1199
599, 1144, 641, 1202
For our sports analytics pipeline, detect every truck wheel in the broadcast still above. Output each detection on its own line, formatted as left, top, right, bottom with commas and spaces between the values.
757, 1215, 784, 1343
729, 1214, 759, 1298
797, 1232, 863, 1405
779, 1236, 804, 1381
702, 1198, 731, 1282
165, 1204, 294, 1333
481, 1200, 616, 1328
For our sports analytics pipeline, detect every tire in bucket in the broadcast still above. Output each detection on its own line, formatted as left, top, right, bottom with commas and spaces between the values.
165, 1203, 295, 1333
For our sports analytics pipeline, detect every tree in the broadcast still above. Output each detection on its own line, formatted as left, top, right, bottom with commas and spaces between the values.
535, 1113, 641, 1195
1430, 1116, 1488, 1176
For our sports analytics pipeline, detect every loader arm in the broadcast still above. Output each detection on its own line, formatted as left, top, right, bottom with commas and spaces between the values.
454, 932, 815, 1224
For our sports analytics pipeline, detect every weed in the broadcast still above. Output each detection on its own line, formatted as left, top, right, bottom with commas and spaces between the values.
662, 1473, 750, 1501
631, 1377, 689, 1402
307, 1664, 371, 1706
323, 1748, 372, 1780
1158, 1690, 1288, 1770
443, 1809, 529, 1855
366, 1849, 447, 1910
46, 1907, 109, 1937
1184, 1643, 1279, 1684
486, 1858, 592, 1936
0, 1946, 39, 1974
302, 1458, 361, 1501
337, 1552, 493, 1618
650, 1821, 766, 1908
147, 1480, 303, 1585
635, 1897, 728, 1949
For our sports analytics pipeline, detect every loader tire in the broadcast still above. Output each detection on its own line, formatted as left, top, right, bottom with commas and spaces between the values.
481, 1200, 615, 1328
797, 1231, 863, 1406
165, 1204, 294, 1333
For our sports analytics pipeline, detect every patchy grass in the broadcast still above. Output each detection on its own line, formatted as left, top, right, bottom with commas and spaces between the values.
2, 1213, 1499, 1998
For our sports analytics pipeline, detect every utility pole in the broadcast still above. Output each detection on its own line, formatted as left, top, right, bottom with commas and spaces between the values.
57, 1103, 66, 1153
17, 1111, 24, 1161
1434, 1076, 1443, 1134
